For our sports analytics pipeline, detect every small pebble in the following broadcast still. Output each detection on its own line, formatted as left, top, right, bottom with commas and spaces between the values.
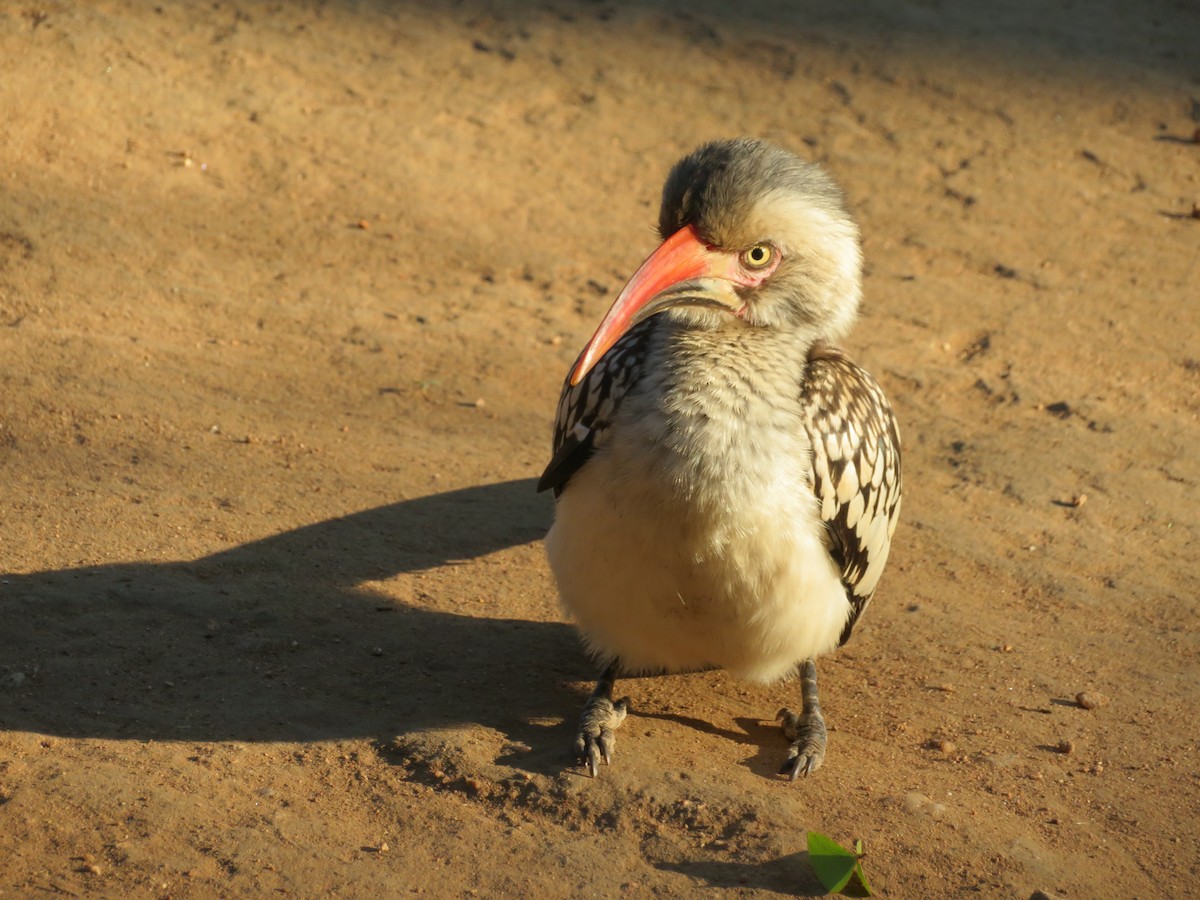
371, 647, 384, 657
901, 791, 947, 819
932, 739, 956, 754
1053, 739, 1075, 755
1076, 691, 1108, 710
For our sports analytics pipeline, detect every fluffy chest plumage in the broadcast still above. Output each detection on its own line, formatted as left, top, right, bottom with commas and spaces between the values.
545, 330, 851, 682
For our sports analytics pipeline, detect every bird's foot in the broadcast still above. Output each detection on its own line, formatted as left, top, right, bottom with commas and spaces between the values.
776, 706, 827, 779
574, 694, 630, 777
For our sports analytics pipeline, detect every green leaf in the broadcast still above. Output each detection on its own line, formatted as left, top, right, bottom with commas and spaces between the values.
852, 838, 873, 895
806, 832, 873, 896
806, 831, 858, 894
852, 859, 873, 895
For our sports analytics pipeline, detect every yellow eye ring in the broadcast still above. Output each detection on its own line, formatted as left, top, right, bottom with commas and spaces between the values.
741, 244, 774, 268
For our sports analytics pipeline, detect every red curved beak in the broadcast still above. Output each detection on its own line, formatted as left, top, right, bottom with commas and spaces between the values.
569, 225, 744, 386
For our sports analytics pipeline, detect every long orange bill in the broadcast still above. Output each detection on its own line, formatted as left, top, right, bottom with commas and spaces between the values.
569, 225, 743, 385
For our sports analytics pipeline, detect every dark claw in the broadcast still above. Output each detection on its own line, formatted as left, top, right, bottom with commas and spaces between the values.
778, 749, 818, 780
597, 730, 614, 764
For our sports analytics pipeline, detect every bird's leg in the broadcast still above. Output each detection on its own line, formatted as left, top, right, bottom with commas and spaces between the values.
776, 658, 828, 779
574, 660, 631, 777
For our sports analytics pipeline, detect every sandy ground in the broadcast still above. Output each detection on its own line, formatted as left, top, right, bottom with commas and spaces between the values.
2, 1, 1199, 896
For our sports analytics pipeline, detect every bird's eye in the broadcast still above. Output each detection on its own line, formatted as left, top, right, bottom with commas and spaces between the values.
741, 244, 774, 269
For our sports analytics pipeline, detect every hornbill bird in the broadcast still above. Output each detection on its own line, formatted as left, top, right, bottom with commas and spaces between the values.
537, 138, 902, 779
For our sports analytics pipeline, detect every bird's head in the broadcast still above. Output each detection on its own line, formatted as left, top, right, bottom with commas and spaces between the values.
570, 138, 862, 385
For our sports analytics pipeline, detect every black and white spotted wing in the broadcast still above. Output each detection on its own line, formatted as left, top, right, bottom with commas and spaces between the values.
537, 321, 655, 497
801, 345, 903, 646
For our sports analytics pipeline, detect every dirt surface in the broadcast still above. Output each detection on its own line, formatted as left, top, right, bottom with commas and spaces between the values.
2, 1, 1199, 896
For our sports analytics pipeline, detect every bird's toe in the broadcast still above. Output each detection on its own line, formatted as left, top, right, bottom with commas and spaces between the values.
573, 695, 630, 777
776, 707, 827, 780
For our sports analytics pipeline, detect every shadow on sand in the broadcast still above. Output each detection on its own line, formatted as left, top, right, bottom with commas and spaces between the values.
0, 479, 593, 752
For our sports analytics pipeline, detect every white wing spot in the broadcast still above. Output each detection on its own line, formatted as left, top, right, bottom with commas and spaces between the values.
836, 460, 859, 503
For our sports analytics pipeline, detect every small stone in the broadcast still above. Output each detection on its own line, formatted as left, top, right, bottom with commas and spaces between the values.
371, 647, 384, 657
378, 841, 389, 853
473, 398, 486, 409
1075, 691, 1108, 710
901, 791, 948, 819
1053, 739, 1075, 755
932, 739, 956, 754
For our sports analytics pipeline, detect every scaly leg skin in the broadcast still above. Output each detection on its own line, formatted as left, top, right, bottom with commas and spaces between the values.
574, 661, 630, 777
776, 658, 828, 779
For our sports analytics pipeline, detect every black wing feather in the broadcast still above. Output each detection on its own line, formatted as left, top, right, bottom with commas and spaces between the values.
801, 345, 903, 646
538, 321, 655, 497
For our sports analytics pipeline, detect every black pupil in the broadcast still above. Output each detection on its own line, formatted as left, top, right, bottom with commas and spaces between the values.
751, 247, 766, 263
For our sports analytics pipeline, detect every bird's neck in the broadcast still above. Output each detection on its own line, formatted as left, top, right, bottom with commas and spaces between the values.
607, 320, 819, 506
656, 320, 817, 408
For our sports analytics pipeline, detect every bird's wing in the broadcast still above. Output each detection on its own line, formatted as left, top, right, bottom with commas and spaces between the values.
537, 321, 655, 496
801, 345, 903, 646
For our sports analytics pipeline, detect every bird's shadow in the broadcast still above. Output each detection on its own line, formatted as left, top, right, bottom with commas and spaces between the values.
0, 479, 593, 760
635, 710, 790, 779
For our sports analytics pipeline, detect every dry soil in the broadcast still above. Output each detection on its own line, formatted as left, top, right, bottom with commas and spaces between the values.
2, 1, 1199, 897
